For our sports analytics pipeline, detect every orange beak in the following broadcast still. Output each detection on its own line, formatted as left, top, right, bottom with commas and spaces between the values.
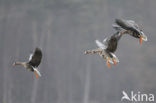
34, 71, 39, 78
139, 35, 143, 45
106, 57, 110, 68
112, 58, 117, 65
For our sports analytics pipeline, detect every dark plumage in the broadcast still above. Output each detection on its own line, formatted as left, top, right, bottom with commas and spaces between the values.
84, 18, 148, 67
115, 18, 147, 44
28, 48, 42, 68
115, 19, 140, 36
105, 31, 122, 53
84, 32, 121, 68
13, 48, 42, 78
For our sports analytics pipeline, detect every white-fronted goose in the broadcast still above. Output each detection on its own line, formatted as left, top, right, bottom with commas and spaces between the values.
13, 48, 42, 78
84, 32, 122, 68
114, 18, 147, 44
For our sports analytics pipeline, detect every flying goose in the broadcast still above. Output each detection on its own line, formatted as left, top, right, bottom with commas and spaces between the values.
13, 48, 42, 78
84, 32, 122, 68
114, 18, 147, 44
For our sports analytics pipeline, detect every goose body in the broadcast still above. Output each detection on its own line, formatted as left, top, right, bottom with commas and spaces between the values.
13, 48, 42, 78
104, 31, 122, 53
84, 32, 121, 68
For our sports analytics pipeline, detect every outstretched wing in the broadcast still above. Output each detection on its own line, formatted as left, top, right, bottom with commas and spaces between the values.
115, 18, 140, 34
127, 20, 139, 29
95, 40, 107, 49
116, 19, 148, 41
28, 48, 42, 67
112, 24, 123, 31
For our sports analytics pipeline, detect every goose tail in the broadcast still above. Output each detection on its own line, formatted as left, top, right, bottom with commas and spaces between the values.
34, 68, 41, 78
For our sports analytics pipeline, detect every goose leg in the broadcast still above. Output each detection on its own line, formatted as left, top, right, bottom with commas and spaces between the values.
139, 35, 143, 45
34, 71, 39, 78
112, 58, 117, 65
106, 57, 110, 68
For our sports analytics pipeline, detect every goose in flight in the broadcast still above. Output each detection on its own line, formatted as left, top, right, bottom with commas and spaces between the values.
13, 48, 42, 78
114, 18, 147, 44
84, 32, 122, 68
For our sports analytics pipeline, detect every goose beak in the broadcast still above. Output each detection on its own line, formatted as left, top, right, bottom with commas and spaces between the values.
106, 57, 110, 68
139, 35, 143, 45
142, 34, 147, 41
139, 31, 148, 44
139, 31, 147, 44
34, 71, 39, 78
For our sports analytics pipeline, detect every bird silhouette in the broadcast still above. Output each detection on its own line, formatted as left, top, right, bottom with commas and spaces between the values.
13, 48, 42, 78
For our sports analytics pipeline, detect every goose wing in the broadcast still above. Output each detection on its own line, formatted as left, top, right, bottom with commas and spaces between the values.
115, 19, 140, 34
112, 24, 123, 31
95, 40, 107, 50
28, 48, 42, 67
127, 20, 139, 29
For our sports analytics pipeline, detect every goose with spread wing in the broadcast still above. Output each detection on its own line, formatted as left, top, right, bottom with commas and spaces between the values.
84, 32, 123, 68
114, 18, 147, 44
13, 48, 42, 78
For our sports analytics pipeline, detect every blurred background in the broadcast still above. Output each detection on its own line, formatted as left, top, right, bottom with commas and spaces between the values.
0, 0, 156, 103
